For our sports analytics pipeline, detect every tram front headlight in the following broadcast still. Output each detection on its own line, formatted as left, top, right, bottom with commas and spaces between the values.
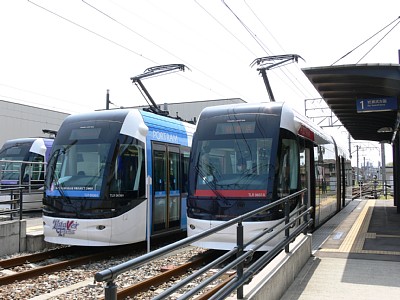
96, 225, 106, 230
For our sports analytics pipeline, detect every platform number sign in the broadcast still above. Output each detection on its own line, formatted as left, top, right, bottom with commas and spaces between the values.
356, 97, 398, 113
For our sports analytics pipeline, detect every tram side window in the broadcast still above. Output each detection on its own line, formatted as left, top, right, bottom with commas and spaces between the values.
314, 144, 336, 194
110, 144, 145, 195
169, 152, 180, 191
154, 150, 167, 192
23, 153, 45, 182
0, 161, 20, 180
277, 138, 299, 197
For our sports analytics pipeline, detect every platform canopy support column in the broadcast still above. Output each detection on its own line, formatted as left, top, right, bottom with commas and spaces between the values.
393, 135, 400, 212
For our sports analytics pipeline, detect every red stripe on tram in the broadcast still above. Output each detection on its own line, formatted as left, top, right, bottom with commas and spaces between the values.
194, 190, 267, 198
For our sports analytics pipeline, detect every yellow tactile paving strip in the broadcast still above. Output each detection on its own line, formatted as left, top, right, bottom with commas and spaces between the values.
321, 200, 400, 255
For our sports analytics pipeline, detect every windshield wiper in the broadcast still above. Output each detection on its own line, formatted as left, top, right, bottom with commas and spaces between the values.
195, 165, 235, 208
46, 148, 73, 205
53, 167, 72, 205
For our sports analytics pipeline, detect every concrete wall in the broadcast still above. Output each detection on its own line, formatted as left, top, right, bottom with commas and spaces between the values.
0, 220, 26, 256
226, 234, 312, 300
0, 219, 49, 256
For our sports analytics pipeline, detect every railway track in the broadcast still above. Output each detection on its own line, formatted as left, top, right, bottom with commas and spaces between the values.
0, 232, 210, 299
0, 245, 214, 299
97, 249, 270, 299
108, 250, 222, 300
352, 183, 375, 199
0, 245, 139, 285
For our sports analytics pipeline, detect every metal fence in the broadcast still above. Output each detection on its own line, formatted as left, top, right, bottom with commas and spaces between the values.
355, 178, 394, 199
95, 188, 312, 300
0, 159, 46, 216
0, 186, 24, 219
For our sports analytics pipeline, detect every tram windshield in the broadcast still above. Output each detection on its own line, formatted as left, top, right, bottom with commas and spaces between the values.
187, 109, 301, 221
45, 131, 146, 200
189, 113, 283, 200
0, 142, 31, 161
193, 138, 274, 197
46, 142, 110, 198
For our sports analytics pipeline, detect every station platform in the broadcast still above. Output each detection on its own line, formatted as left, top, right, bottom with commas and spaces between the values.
281, 198, 400, 300
26, 215, 44, 234
0, 212, 45, 256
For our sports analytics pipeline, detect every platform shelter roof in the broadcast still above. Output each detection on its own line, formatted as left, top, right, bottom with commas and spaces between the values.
302, 64, 400, 143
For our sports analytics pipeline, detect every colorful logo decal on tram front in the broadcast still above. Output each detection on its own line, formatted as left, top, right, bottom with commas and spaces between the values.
52, 219, 79, 236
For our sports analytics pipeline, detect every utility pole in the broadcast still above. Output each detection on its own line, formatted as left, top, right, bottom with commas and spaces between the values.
106, 89, 110, 110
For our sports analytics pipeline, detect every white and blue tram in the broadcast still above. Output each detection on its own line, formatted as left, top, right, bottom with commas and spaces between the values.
186, 102, 352, 251
43, 109, 195, 246
0, 137, 54, 210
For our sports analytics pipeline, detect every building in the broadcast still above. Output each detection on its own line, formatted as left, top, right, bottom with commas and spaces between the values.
0, 100, 69, 146
132, 98, 246, 124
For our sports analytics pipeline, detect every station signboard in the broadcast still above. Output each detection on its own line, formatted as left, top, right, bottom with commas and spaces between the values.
356, 97, 398, 113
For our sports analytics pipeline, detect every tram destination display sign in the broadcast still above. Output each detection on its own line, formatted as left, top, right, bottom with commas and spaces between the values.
356, 97, 398, 113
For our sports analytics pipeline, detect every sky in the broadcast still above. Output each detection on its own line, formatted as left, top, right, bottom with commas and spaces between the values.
0, 0, 399, 167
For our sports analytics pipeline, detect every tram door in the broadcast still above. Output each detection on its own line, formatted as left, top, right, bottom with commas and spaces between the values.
152, 143, 181, 232
300, 142, 312, 215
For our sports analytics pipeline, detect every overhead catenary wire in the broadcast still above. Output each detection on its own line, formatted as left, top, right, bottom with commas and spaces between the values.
356, 17, 400, 64
221, 0, 273, 55
27, 0, 316, 107
81, 0, 247, 101
332, 16, 400, 65
243, 0, 316, 99
221, 0, 314, 100
0, 83, 92, 114
28, 0, 251, 104
23, 1, 397, 113
194, 0, 259, 57
28, 0, 156, 64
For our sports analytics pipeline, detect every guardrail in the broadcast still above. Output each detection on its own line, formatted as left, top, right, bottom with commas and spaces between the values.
0, 186, 24, 219
0, 186, 25, 252
95, 188, 312, 300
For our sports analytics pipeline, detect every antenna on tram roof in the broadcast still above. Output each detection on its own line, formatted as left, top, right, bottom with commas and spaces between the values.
250, 54, 304, 102
130, 64, 190, 116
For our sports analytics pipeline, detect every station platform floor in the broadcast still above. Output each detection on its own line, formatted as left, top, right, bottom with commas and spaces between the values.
26, 215, 43, 234
281, 198, 400, 300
